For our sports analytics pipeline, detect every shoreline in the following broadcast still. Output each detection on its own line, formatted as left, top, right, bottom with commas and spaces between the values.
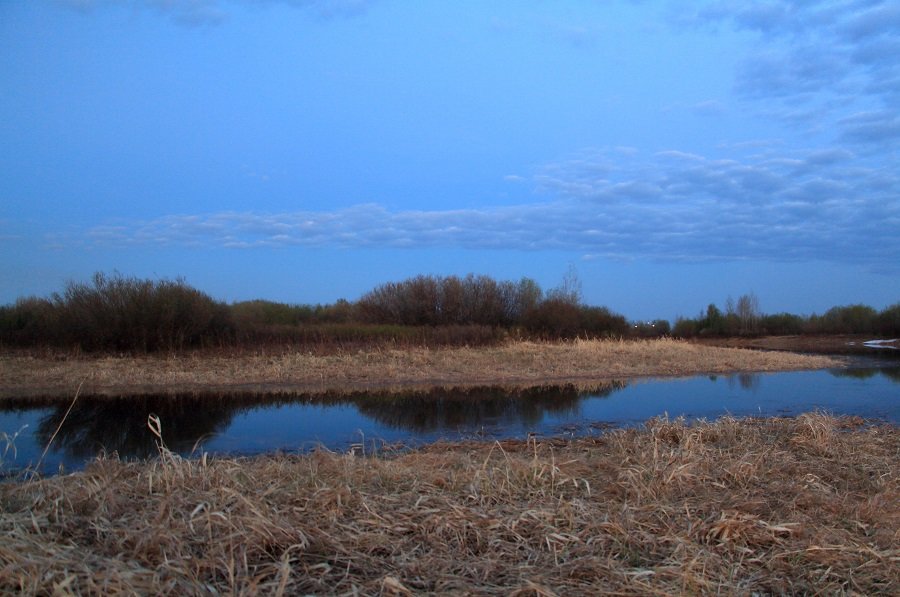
2, 339, 895, 593
695, 333, 900, 355
0, 338, 846, 400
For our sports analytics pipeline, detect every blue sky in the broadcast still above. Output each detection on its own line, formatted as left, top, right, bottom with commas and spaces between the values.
1, 0, 898, 321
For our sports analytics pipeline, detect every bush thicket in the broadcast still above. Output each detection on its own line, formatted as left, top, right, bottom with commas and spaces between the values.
523, 300, 628, 339
876, 303, 900, 336
357, 274, 542, 327
1, 273, 232, 352
0, 272, 630, 352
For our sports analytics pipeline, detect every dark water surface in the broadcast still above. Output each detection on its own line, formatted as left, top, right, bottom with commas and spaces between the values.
2, 365, 898, 475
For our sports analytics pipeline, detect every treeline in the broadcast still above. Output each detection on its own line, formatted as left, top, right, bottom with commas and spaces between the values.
673, 294, 900, 338
0, 272, 630, 353
3, 273, 896, 354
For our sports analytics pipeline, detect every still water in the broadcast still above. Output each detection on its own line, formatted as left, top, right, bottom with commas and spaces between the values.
1, 365, 898, 475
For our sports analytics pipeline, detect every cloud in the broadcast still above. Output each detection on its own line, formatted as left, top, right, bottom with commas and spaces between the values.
690, 99, 726, 116
842, 2, 900, 41
685, 1, 899, 150
79, 146, 899, 271
56, 0, 226, 25
550, 24, 603, 49
55, 0, 377, 26
839, 111, 900, 146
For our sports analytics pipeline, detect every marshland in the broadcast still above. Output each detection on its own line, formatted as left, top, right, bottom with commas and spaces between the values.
1, 273, 899, 594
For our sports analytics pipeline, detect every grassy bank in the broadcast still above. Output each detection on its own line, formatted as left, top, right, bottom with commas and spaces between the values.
1, 413, 896, 594
0, 338, 843, 399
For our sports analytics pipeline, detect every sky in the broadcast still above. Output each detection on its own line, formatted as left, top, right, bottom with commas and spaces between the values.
1, 0, 898, 322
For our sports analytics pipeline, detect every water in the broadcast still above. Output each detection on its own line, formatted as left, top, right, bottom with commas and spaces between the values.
1, 365, 898, 476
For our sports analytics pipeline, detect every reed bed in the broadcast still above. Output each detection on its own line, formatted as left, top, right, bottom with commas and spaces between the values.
0, 338, 842, 399
1, 413, 896, 595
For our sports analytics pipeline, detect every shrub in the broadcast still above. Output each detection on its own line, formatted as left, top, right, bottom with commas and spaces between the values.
580, 305, 629, 337
875, 303, 900, 336
522, 298, 582, 338
760, 312, 806, 336
231, 300, 317, 327
819, 304, 877, 335
631, 319, 671, 338
0, 297, 59, 347
700, 304, 727, 336
4, 272, 235, 352
672, 317, 699, 338
523, 300, 627, 339
358, 274, 543, 327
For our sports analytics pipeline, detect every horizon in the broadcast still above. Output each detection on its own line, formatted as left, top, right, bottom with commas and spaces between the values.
2, 1, 898, 321
3, 269, 895, 325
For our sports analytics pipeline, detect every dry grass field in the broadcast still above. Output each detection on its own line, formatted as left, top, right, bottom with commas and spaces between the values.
0, 338, 842, 399
1, 413, 896, 595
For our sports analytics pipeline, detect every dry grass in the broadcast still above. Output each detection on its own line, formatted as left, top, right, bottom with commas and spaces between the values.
1, 413, 896, 594
0, 338, 843, 399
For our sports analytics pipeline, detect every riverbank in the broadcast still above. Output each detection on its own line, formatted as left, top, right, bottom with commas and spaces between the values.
695, 334, 900, 355
1, 413, 896, 594
0, 338, 843, 399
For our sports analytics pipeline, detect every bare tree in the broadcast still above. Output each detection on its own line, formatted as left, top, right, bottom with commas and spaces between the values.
548, 264, 582, 305
736, 292, 760, 334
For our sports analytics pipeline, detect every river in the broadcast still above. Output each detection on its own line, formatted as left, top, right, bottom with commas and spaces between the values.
1, 364, 897, 476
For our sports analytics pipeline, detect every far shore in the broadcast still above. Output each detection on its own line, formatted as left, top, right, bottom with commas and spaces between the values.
695, 333, 899, 355
0, 337, 846, 400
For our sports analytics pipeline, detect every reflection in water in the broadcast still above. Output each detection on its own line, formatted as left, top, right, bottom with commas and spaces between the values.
22, 383, 627, 463
35, 395, 246, 459
728, 373, 760, 391
3, 364, 897, 474
829, 367, 900, 383
353, 383, 626, 433
709, 373, 760, 390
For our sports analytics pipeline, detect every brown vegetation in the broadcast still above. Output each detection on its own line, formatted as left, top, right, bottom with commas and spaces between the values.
1, 413, 896, 594
695, 334, 900, 355
0, 272, 633, 354
0, 338, 842, 399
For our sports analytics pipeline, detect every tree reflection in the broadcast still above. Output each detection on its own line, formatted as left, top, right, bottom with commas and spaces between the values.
725, 373, 760, 390
829, 366, 900, 383
35, 394, 261, 460
13, 366, 899, 467
29, 384, 628, 461
352, 382, 627, 433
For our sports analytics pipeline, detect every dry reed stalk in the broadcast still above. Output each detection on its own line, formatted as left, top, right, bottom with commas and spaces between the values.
33, 380, 84, 472
0, 338, 843, 399
1, 413, 896, 595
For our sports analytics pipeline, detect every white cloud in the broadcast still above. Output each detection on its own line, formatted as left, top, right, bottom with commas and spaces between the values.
79, 146, 899, 271
690, 100, 726, 116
